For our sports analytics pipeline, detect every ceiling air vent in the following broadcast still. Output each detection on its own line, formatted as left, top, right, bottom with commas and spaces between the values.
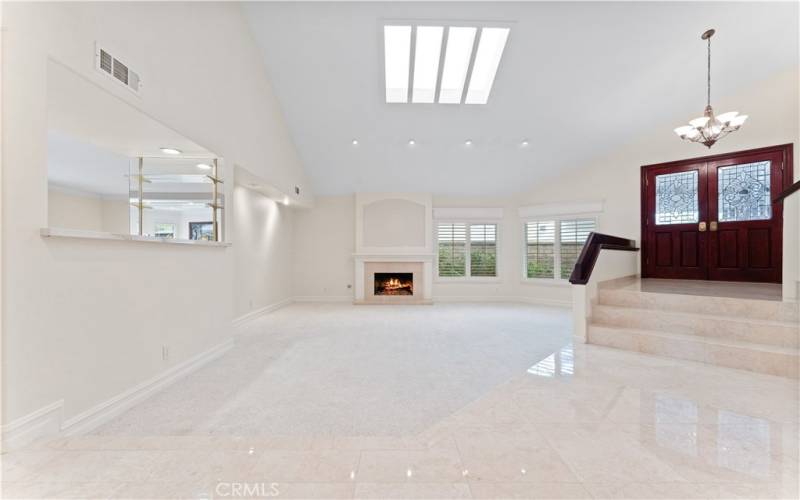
95, 44, 141, 94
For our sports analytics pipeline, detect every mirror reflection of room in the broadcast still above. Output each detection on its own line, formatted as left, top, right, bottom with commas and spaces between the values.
46, 59, 224, 242
129, 157, 223, 241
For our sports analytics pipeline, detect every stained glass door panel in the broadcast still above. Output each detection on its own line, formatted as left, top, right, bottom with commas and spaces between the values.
655, 171, 700, 225
717, 161, 771, 222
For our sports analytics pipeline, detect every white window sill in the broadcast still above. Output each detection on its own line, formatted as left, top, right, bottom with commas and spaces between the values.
520, 278, 572, 287
41, 227, 231, 247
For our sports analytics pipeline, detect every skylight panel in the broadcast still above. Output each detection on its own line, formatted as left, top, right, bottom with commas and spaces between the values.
438, 27, 477, 104
411, 26, 444, 103
384, 25, 412, 103
465, 27, 510, 104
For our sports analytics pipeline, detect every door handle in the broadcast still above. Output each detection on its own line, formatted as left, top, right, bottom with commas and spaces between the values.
699, 222, 707, 232
710, 221, 718, 231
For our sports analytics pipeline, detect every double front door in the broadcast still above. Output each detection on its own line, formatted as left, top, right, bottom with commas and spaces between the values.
642, 144, 792, 283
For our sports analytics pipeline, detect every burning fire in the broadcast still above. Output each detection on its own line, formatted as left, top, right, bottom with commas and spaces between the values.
384, 278, 405, 290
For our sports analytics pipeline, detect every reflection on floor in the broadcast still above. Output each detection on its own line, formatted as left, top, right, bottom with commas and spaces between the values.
1, 303, 798, 499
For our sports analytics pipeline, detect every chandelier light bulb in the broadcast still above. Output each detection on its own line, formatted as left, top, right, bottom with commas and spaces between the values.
674, 29, 746, 148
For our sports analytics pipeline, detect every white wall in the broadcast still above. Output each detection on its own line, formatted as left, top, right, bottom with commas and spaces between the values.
292, 196, 355, 300
2, 2, 306, 428
232, 184, 294, 318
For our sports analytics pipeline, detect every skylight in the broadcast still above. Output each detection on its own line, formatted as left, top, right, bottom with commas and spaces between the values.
465, 28, 510, 104
438, 27, 477, 104
412, 26, 444, 103
384, 23, 509, 105
384, 25, 412, 103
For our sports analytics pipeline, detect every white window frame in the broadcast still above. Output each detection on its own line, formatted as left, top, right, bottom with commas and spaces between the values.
521, 216, 597, 285
435, 221, 501, 282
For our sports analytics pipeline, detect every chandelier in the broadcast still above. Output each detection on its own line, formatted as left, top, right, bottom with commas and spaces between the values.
674, 29, 747, 148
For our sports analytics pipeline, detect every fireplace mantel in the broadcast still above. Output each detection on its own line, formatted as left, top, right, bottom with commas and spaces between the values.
353, 253, 435, 260
353, 254, 434, 304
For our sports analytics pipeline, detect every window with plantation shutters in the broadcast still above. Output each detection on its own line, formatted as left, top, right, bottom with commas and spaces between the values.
525, 218, 595, 280
559, 219, 595, 279
470, 224, 497, 277
436, 222, 498, 278
526, 221, 555, 278
437, 223, 467, 277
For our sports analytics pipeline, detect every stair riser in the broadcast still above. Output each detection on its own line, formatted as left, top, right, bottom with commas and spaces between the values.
589, 327, 799, 379
592, 306, 799, 349
599, 289, 799, 323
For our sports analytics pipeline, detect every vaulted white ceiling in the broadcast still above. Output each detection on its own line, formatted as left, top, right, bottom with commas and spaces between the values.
243, 2, 798, 196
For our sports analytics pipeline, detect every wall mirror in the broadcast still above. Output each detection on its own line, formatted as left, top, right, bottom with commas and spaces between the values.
46, 59, 224, 242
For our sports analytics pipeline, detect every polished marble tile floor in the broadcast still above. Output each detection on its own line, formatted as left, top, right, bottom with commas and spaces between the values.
2, 303, 798, 499
608, 277, 783, 302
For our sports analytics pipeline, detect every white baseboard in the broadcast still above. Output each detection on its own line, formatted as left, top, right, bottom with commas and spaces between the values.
2, 338, 234, 451
293, 295, 353, 303
62, 338, 233, 437
232, 298, 293, 328
435, 295, 571, 308
1, 400, 64, 452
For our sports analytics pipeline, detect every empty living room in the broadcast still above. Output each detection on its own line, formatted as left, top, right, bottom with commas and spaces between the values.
1, 1, 799, 499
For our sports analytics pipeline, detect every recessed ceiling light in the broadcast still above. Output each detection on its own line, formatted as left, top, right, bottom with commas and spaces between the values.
464, 139, 473, 146
352, 139, 359, 146
439, 27, 477, 104
465, 27, 510, 104
196, 163, 212, 170
408, 139, 416, 146
412, 26, 444, 103
384, 25, 412, 103
521, 140, 529, 147
282, 196, 290, 205
160, 147, 182, 155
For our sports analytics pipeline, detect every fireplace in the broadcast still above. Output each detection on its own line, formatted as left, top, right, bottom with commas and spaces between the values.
374, 272, 413, 296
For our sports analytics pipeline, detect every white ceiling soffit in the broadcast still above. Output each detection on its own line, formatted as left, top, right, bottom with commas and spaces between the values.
242, 2, 799, 197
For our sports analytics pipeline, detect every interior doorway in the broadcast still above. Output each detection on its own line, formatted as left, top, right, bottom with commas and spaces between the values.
641, 144, 793, 283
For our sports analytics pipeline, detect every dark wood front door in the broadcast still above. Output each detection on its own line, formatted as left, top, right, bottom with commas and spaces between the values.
642, 144, 792, 283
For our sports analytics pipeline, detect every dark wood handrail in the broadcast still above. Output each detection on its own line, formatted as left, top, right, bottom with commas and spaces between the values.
568, 232, 639, 285
773, 180, 800, 204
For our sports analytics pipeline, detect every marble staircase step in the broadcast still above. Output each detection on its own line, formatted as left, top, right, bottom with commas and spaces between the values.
588, 325, 800, 379
592, 304, 799, 349
598, 288, 799, 322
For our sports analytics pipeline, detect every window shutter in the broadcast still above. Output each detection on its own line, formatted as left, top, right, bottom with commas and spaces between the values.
469, 224, 497, 277
437, 223, 467, 277
559, 219, 596, 279
526, 221, 555, 278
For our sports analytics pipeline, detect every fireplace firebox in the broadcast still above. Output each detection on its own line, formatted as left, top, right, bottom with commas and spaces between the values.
374, 272, 413, 296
